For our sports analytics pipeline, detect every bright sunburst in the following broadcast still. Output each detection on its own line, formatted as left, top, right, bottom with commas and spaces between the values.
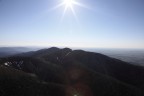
64, 0, 75, 8
52, 0, 88, 22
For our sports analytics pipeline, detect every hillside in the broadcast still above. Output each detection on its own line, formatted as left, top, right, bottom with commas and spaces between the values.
0, 47, 144, 96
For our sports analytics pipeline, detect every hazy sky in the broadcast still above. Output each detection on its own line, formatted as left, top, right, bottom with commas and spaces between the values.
0, 0, 144, 48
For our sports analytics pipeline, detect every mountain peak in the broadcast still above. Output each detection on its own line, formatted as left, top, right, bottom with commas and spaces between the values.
62, 48, 72, 52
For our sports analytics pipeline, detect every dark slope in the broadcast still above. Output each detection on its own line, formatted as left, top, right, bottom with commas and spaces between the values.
0, 57, 65, 84
0, 66, 65, 96
0, 47, 144, 96
64, 50, 144, 89
40, 48, 144, 89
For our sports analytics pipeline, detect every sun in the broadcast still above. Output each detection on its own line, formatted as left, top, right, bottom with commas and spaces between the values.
51, 0, 88, 22
62, 0, 77, 14
62, 0, 76, 18
64, 0, 75, 8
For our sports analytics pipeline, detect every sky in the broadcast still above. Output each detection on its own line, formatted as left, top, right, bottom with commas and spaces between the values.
0, 0, 144, 49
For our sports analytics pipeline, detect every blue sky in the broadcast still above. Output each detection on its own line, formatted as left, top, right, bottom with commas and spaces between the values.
0, 0, 144, 48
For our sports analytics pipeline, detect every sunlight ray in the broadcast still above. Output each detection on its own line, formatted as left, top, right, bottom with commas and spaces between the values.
70, 6, 80, 24
73, 2, 90, 9
49, 3, 64, 11
51, 0, 88, 23
61, 5, 68, 22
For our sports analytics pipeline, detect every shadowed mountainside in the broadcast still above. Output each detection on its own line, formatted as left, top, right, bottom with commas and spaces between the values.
0, 47, 144, 96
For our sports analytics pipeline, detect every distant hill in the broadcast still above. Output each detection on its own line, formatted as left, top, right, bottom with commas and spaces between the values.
16, 47, 60, 57
0, 47, 40, 57
83, 48, 144, 66
0, 47, 144, 96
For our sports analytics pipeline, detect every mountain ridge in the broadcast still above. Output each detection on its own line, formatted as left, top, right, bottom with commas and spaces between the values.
0, 47, 144, 96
